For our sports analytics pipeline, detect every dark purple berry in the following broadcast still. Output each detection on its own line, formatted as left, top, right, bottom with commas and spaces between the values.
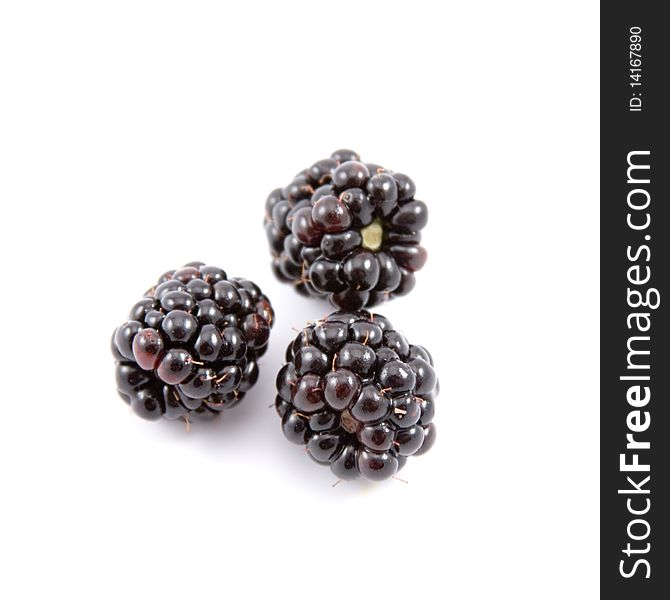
239, 359, 259, 392
308, 158, 338, 185
321, 230, 363, 260
342, 250, 380, 291
282, 410, 310, 444
331, 149, 361, 162
383, 330, 410, 359
357, 449, 398, 482
220, 329, 245, 360
292, 207, 323, 246
294, 346, 329, 376
132, 328, 165, 370
367, 172, 398, 217
242, 314, 270, 349
413, 423, 436, 456
144, 310, 164, 330
276, 363, 298, 401
196, 299, 225, 327
311, 183, 336, 203
378, 360, 416, 393
389, 244, 428, 272
358, 422, 394, 451
408, 344, 433, 365
395, 268, 416, 296
172, 266, 199, 283
313, 321, 348, 353
213, 281, 241, 313
332, 161, 370, 191
129, 298, 156, 322
186, 278, 212, 300
376, 347, 400, 369
408, 358, 437, 395
340, 188, 374, 227
309, 259, 346, 293
324, 369, 361, 410
285, 174, 314, 202
192, 324, 221, 360
309, 409, 338, 432
199, 265, 227, 284
275, 394, 291, 418
113, 321, 142, 361
390, 393, 422, 428
336, 342, 376, 378
393, 173, 416, 200
214, 365, 242, 394
160, 290, 196, 312
161, 310, 198, 343
131, 388, 164, 421
375, 252, 402, 291
157, 348, 194, 385
272, 200, 291, 231
178, 368, 216, 400
275, 311, 438, 481
113, 264, 274, 422
115, 363, 151, 395
351, 385, 389, 423
307, 432, 343, 463
312, 195, 352, 233
330, 444, 359, 479
292, 374, 325, 413
265, 152, 428, 308
330, 288, 370, 311
163, 388, 189, 420
391, 200, 428, 232
155, 281, 187, 301
349, 321, 383, 348
395, 426, 426, 456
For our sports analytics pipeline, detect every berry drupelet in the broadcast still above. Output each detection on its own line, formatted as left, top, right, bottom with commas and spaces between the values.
112, 262, 274, 423
275, 310, 437, 482
264, 149, 428, 310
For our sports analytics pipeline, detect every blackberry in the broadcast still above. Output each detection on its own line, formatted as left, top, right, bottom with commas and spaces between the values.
275, 310, 437, 482
264, 149, 428, 310
112, 262, 274, 423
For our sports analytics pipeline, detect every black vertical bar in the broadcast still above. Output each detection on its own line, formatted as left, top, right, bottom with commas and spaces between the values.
601, 2, 669, 596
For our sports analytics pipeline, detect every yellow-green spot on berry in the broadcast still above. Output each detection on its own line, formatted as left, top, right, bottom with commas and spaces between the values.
360, 219, 383, 251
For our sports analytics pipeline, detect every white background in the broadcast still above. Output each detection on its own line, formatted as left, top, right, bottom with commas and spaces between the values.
0, 2, 599, 598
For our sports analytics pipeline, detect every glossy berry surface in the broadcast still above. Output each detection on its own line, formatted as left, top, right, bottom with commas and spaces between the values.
275, 310, 437, 482
264, 150, 428, 310
112, 262, 274, 422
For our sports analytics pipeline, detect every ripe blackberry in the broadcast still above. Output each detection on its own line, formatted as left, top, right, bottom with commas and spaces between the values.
276, 310, 437, 482
264, 149, 428, 310
112, 262, 274, 423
